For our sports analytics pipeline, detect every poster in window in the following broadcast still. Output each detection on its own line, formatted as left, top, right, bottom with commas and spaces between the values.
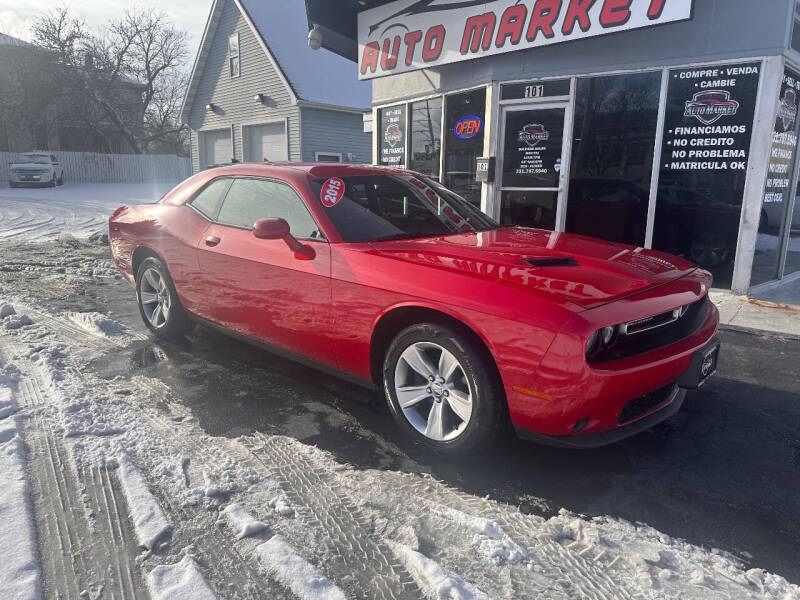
501, 108, 565, 188
653, 62, 761, 289
751, 68, 800, 285
380, 105, 406, 167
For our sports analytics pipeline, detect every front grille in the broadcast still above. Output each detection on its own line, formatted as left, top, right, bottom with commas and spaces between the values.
589, 297, 709, 364
618, 384, 676, 424
15, 168, 46, 175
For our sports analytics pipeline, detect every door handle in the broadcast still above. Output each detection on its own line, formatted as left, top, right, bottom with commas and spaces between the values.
205, 235, 221, 247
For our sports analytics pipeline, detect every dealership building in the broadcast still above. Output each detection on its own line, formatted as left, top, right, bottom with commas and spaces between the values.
304, 0, 800, 298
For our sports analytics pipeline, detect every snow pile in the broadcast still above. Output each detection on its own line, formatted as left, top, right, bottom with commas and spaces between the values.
255, 535, 348, 600
148, 556, 220, 600
0, 369, 42, 600
269, 492, 295, 518
388, 541, 490, 600
435, 505, 528, 564
221, 503, 268, 539
113, 451, 172, 551
66, 311, 127, 339
2, 313, 33, 330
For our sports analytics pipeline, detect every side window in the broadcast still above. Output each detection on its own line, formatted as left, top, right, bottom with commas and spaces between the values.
228, 33, 240, 78
189, 178, 230, 219
217, 178, 322, 239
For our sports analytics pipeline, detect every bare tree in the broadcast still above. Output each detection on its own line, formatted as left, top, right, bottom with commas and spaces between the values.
31, 6, 189, 154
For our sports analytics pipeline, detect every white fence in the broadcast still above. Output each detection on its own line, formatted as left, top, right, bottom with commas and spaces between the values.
0, 151, 191, 183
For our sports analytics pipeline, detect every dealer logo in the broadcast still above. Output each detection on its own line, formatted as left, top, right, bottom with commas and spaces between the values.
684, 90, 740, 125
777, 88, 798, 132
384, 124, 403, 147
518, 124, 549, 147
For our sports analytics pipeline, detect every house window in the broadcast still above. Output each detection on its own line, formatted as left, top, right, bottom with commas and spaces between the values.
315, 152, 342, 162
229, 33, 240, 78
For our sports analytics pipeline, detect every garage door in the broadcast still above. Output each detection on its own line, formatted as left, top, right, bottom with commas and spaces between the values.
245, 122, 288, 162
201, 129, 232, 167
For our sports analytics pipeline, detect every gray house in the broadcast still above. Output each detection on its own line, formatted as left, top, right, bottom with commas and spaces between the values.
181, 0, 371, 172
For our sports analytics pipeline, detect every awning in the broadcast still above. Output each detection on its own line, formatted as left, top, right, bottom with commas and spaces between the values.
304, 0, 395, 61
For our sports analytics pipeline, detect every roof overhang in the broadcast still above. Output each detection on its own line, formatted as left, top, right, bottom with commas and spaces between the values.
304, 0, 394, 62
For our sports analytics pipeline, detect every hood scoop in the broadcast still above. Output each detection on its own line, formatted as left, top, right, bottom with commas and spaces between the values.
526, 256, 579, 267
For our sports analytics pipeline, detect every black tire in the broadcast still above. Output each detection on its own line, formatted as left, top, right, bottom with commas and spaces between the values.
383, 322, 504, 457
9, 181, 17, 188
135, 256, 194, 339
49, 177, 57, 188
57, 173, 64, 186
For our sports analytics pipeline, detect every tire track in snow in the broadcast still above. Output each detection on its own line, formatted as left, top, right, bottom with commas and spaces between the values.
1, 329, 150, 600
243, 433, 422, 600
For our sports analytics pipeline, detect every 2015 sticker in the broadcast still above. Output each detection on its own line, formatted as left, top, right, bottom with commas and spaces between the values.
320, 177, 345, 207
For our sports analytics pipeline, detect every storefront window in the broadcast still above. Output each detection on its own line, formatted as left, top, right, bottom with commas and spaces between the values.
653, 62, 761, 290
379, 104, 406, 167
443, 89, 486, 207
567, 72, 662, 247
752, 68, 800, 286
408, 97, 442, 178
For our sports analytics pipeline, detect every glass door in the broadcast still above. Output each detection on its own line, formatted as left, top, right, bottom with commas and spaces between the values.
497, 105, 567, 230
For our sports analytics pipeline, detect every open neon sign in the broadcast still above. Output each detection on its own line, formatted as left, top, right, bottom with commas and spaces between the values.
453, 115, 483, 140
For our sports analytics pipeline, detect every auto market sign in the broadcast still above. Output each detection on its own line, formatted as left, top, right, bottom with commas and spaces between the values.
358, 0, 694, 79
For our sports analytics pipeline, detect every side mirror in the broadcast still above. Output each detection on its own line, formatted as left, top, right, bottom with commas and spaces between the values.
253, 217, 289, 240
252, 218, 315, 260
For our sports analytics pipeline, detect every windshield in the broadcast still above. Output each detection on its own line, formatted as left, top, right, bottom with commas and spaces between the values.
21, 154, 52, 164
309, 174, 499, 243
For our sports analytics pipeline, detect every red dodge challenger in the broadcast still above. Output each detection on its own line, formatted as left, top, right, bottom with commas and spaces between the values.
109, 163, 720, 455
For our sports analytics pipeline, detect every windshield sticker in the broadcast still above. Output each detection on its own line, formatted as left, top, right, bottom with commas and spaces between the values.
320, 177, 345, 207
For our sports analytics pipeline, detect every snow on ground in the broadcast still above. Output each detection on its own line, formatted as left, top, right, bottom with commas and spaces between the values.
221, 503, 268, 539
113, 450, 173, 551
388, 541, 490, 600
0, 182, 175, 241
148, 556, 220, 600
0, 354, 42, 600
255, 535, 348, 600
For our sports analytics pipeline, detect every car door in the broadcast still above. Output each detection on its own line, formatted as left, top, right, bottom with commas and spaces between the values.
196, 177, 333, 365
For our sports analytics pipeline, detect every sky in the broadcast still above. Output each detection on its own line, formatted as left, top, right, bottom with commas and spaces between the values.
0, 0, 212, 59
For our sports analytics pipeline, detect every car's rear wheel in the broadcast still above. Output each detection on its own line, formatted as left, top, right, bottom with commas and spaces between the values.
57, 173, 64, 186
383, 323, 503, 456
9, 182, 17, 188
135, 257, 193, 339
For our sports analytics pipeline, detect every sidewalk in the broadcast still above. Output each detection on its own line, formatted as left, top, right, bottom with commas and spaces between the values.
710, 291, 800, 338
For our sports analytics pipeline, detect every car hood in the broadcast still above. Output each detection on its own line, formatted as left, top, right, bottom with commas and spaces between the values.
368, 227, 698, 310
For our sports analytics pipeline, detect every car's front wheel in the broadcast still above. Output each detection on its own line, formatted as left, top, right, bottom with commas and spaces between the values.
135, 257, 193, 339
383, 323, 504, 456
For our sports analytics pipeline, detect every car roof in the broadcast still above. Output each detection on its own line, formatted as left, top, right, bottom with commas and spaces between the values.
203, 162, 414, 180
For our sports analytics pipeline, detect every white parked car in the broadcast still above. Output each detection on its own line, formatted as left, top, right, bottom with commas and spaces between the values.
8, 153, 65, 188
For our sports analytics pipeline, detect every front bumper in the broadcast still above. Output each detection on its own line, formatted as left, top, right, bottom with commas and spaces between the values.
507, 269, 719, 443
10, 173, 54, 185
515, 386, 686, 448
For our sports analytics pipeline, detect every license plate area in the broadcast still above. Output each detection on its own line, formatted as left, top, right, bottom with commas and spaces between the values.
678, 338, 720, 389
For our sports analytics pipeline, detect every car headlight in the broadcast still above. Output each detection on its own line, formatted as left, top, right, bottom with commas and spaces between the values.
586, 325, 619, 359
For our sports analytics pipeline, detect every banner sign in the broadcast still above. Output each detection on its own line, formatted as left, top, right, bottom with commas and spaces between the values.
659, 63, 760, 182
358, 0, 694, 80
380, 104, 407, 166
763, 69, 800, 214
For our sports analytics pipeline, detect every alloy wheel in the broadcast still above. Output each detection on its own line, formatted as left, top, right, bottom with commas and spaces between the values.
139, 268, 171, 329
394, 341, 473, 442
